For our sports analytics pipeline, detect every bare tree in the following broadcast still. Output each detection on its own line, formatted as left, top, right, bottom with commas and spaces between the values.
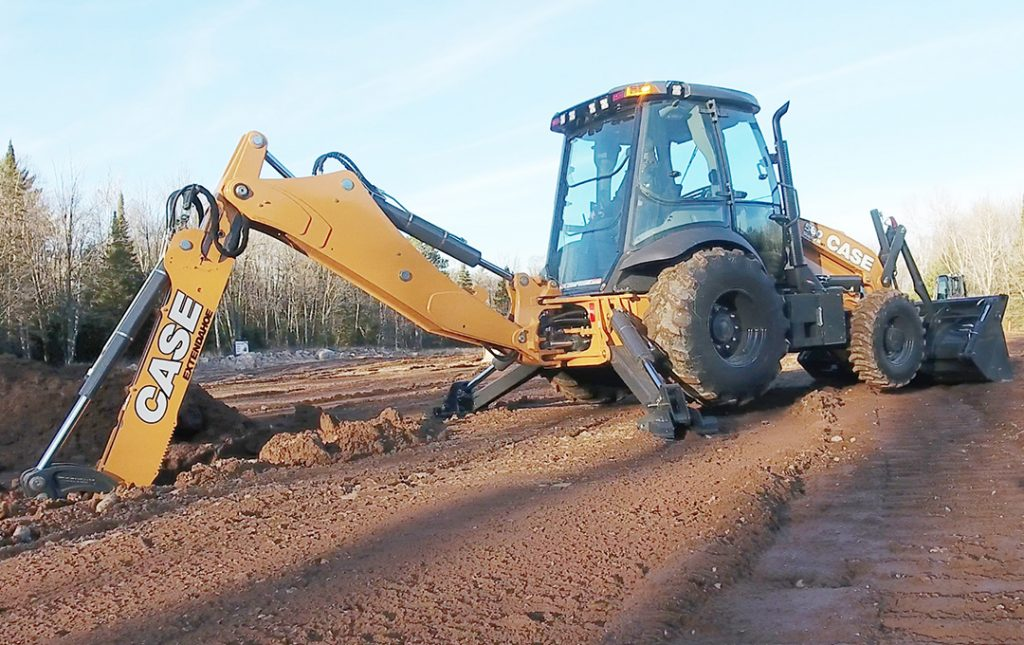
920, 197, 1024, 328
52, 166, 94, 363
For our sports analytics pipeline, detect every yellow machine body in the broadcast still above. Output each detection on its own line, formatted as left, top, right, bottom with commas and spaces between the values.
93, 133, 892, 486
24, 129, 942, 492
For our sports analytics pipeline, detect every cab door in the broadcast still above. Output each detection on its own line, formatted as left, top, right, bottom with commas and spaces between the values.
718, 107, 786, 278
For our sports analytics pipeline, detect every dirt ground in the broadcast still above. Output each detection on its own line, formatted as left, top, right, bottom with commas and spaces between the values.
0, 342, 1021, 644
0, 355, 252, 485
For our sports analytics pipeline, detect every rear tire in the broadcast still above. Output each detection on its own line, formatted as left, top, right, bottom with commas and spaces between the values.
849, 290, 925, 389
644, 248, 788, 406
797, 348, 857, 384
546, 368, 625, 403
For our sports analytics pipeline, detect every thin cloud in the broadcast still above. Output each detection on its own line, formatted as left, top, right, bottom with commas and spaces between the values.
777, 20, 1023, 91
286, 0, 591, 124
22, 0, 251, 161
403, 158, 553, 215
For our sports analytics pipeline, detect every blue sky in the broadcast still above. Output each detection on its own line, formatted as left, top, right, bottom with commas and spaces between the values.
3, 0, 1023, 269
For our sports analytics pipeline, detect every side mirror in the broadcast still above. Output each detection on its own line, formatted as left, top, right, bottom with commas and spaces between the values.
757, 159, 769, 180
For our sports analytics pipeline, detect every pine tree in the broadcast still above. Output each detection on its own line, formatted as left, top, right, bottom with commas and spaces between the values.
453, 264, 474, 290
0, 143, 20, 352
411, 239, 448, 271
1, 141, 36, 194
490, 281, 512, 315
0, 141, 46, 357
79, 193, 145, 355
0, 142, 17, 196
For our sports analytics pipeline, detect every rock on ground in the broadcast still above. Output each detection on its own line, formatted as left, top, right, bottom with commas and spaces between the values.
11, 524, 35, 543
93, 492, 118, 514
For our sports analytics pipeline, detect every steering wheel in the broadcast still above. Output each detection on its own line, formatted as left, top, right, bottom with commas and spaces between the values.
680, 185, 714, 200
564, 216, 620, 235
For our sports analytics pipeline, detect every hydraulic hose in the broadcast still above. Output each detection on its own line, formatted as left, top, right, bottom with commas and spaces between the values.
314, 150, 513, 281
166, 184, 249, 258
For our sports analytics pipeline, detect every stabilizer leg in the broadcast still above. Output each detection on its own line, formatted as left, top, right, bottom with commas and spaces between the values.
608, 310, 714, 439
436, 361, 540, 418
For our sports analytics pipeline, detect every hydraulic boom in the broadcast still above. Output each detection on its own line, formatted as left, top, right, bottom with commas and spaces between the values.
23, 132, 562, 496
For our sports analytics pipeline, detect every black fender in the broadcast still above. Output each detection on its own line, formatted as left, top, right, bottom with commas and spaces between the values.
609, 225, 762, 293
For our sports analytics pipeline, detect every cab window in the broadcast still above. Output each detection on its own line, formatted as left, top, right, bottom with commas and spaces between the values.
549, 116, 635, 289
721, 114, 773, 202
720, 109, 785, 276
630, 100, 727, 246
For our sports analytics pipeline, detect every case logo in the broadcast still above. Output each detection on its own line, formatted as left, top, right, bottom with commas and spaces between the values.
823, 234, 875, 272
134, 291, 212, 424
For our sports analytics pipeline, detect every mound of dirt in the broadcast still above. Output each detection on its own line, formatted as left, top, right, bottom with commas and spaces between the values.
257, 407, 443, 467
0, 355, 249, 486
259, 431, 333, 467
319, 407, 432, 460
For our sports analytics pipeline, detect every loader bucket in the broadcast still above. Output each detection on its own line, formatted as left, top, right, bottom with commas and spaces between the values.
919, 295, 1013, 383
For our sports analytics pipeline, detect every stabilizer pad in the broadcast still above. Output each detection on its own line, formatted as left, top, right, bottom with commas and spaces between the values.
20, 464, 119, 499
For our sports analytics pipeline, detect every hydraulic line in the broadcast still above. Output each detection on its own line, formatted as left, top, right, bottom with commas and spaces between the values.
35, 263, 171, 470
312, 150, 514, 281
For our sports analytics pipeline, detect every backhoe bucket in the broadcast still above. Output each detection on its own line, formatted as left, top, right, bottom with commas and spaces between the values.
919, 295, 1012, 383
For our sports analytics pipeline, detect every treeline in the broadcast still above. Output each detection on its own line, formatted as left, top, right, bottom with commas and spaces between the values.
2, 141, 1021, 366
0, 143, 509, 364
915, 196, 1024, 329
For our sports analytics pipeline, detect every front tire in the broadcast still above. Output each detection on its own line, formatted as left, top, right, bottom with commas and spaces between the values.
644, 248, 788, 406
849, 290, 925, 389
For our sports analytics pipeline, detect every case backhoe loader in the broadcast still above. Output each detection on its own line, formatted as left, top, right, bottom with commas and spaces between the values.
22, 81, 1012, 498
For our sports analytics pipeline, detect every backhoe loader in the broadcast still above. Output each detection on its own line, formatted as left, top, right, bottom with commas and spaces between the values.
22, 81, 1012, 498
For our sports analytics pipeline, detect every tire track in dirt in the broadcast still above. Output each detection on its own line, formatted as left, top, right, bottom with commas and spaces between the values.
636, 348, 1024, 643
0, 366, 844, 644
0, 404, 629, 637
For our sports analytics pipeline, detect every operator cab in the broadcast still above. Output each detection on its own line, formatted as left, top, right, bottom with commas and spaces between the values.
546, 81, 785, 295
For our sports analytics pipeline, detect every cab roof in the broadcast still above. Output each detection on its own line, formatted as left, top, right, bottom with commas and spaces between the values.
550, 81, 760, 134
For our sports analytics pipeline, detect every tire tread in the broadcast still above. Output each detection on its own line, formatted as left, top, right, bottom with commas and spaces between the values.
643, 248, 787, 406
849, 290, 924, 390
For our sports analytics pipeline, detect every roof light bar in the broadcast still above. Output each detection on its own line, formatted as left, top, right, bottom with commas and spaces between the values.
623, 83, 654, 98
549, 81, 691, 133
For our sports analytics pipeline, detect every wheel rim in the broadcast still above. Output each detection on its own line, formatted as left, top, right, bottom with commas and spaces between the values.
708, 290, 766, 367
881, 312, 916, 366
